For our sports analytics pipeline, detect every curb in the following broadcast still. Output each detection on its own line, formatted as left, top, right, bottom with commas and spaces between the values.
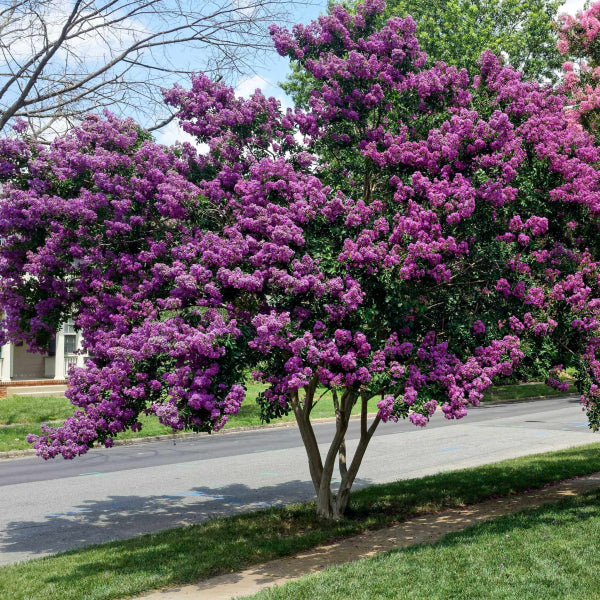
0, 392, 579, 461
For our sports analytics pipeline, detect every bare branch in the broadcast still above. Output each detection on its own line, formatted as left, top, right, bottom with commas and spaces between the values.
0, 0, 313, 138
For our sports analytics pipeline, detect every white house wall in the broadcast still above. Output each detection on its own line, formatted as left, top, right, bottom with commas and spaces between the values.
0, 326, 87, 383
11, 343, 46, 381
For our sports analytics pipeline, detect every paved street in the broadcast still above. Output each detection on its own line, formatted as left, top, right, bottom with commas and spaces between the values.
0, 396, 597, 566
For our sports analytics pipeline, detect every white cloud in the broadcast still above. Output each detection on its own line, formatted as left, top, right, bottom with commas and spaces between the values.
155, 118, 209, 154
235, 74, 272, 98
231, 0, 257, 18
234, 74, 293, 111
1, 0, 151, 66
560, 0, 587, 15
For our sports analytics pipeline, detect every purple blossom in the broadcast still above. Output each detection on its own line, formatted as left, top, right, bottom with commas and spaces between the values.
473, 320, 486, 335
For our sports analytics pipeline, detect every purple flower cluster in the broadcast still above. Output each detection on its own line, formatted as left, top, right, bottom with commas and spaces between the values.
2, 1, 600, 459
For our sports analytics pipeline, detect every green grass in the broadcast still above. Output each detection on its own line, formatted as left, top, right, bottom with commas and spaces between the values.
0, 394, 75, 425
250, 490, 600, 600
482, 382, 567, 402
0, 384, 381, 452
1, 443, 600, 600
0, 407, 176, 452
0, 381, 569, 452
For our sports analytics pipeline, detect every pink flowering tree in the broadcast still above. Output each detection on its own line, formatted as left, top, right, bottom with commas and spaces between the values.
2, 0, 600, 519
558, 1, 600, 135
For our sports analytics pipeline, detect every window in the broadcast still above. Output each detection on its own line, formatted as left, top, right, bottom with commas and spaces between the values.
64, 335, 77, 354
64, 320, 77, 355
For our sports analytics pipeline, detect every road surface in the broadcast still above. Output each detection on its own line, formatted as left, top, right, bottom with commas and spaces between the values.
0, 396, 596, 565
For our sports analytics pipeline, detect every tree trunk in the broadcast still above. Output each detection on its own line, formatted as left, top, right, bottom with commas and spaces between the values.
293, 386, 382, 520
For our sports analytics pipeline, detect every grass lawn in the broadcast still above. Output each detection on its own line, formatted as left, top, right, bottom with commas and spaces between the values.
0, 382, 568, 453
1, 443, 600, 600
482, 382, 567, 403
0, 383, 380, 452
249, 490, 600, 600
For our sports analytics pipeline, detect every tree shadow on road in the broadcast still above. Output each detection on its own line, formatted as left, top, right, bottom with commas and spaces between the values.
0, 477, 382, 600
0, 476, 374, 562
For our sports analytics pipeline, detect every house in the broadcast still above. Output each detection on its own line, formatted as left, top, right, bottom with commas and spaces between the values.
0, 320, 87, 397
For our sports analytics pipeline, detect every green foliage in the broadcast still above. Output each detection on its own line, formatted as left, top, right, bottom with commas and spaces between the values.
257, 389, 292, 422
383, 0, 563, 79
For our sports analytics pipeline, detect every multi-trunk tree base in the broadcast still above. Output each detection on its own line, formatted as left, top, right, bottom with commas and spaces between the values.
291, 384, 381, 520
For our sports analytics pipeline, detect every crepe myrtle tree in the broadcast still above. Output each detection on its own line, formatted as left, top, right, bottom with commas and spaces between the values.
2, 0, 600, 519
283, 0, 564, 110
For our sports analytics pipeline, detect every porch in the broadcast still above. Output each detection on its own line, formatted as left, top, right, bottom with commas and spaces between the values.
0, 321, 86, 397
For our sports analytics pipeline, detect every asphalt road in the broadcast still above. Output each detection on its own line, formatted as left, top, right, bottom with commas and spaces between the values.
0, 396, 596, 566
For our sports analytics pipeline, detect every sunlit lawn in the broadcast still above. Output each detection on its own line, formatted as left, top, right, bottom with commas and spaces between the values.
0, 381, 569, 453
249, 490, 600, 600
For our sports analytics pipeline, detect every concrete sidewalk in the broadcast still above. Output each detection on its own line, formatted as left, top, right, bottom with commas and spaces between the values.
134, 471, 600, 600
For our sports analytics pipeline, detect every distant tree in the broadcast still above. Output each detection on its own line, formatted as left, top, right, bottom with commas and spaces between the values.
381, 0, 563, 80
0, 0, 296, 138
2, 0, 600, 520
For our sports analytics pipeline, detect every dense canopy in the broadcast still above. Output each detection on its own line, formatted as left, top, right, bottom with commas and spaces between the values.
1, 0, 600, 518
